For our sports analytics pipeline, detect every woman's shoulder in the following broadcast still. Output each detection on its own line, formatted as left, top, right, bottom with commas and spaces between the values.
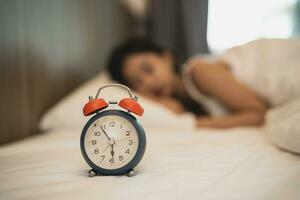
181, 54, 231, 117
183, 55, 229, 75
185, 54, 220, 66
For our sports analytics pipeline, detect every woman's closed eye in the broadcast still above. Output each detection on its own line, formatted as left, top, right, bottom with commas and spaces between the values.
141, 62, 153, 75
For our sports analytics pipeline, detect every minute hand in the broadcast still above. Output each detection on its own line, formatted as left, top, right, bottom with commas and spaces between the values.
101, 126, 111, 141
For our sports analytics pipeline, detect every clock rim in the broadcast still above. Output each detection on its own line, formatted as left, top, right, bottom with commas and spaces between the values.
80, 109, 146, 175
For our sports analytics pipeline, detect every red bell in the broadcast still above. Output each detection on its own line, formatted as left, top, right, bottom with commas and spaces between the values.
119, 98, 144, 116
83, 98, 108, 116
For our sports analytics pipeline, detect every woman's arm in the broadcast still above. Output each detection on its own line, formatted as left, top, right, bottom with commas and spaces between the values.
190, 60, 268, 128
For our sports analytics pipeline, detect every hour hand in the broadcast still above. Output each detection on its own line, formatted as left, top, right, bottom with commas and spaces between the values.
110, 144, 115, 157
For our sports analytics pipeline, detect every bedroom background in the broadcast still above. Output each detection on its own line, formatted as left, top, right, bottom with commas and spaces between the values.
0, 0, 299, 144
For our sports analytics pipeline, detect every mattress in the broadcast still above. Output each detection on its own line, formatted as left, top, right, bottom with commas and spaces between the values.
1, 126, 300, 200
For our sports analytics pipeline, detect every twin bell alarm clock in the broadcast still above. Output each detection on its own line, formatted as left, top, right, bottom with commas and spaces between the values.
80, 84, 146, 177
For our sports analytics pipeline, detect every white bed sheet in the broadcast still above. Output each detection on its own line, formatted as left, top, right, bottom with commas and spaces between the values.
0, 126, 300, 200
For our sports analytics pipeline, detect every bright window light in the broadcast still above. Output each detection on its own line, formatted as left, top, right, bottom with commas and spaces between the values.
207, 0, 298, 53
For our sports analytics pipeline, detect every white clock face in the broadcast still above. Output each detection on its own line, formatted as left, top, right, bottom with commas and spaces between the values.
84, 115, 139, 170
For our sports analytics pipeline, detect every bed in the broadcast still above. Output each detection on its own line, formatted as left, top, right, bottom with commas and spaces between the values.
1, 72, 300, 200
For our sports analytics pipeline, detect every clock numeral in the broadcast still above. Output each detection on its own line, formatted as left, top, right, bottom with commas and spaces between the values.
119, 155, 124, 161
109, 122, 115, 127
128, 140, 133, 145
125, 149, 130, 154
100, 155, 105, 161
91, 140, 97, 145
94, 132, 101, 136
109, 157, 114, 163
125, 131, 130, 136
94, 149, 99, 154
120, 124, 123, 128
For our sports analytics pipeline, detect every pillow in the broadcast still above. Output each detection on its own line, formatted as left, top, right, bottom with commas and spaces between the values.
39, 71, 196, 131
265, 98, 300, 154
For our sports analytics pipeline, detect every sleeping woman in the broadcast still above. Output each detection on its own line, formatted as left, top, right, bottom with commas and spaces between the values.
106, 38, 300, 128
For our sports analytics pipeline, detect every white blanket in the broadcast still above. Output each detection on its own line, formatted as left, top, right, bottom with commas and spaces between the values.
221, 38, 300, 106
1, 126, 300, 200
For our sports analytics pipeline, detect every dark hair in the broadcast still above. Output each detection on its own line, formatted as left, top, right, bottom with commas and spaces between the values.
107, 37, 174, 85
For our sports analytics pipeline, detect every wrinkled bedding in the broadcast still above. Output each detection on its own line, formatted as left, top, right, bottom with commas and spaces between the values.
1, 126, 299, 200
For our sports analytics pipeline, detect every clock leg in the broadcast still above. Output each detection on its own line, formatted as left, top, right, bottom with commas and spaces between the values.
88, 169, 97, 177
127, 169, 136, 177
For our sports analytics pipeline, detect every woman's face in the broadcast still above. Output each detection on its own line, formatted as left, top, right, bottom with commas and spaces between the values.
122, 52, 176, 96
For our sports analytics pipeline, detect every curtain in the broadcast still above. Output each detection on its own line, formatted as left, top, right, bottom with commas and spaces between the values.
0, 0, 132, 144
146, 0, 209, 64
294, 0, 300, 35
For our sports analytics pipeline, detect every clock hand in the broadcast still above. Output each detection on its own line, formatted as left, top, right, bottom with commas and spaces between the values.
101, 126, 111, 141
110, 143, 115, 158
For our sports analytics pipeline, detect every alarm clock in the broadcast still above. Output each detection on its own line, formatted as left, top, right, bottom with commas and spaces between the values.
80, 84, 146, 177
